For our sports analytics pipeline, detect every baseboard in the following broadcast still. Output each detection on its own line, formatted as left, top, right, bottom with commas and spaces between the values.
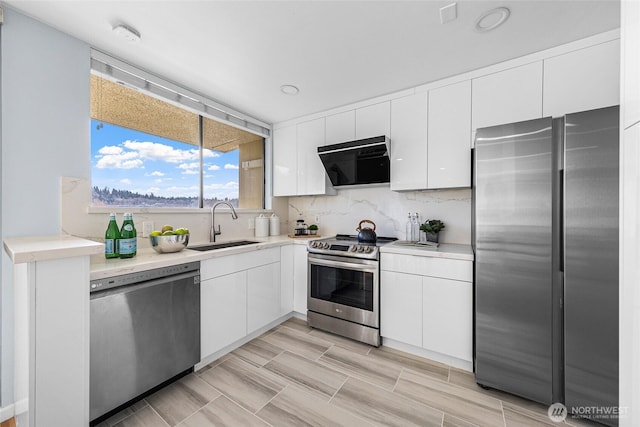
382, 337, 473, 372
0, 405, 14, 423
195, 312, 294, 370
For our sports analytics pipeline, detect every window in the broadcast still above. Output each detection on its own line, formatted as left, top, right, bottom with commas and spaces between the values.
90, 64, 267, 209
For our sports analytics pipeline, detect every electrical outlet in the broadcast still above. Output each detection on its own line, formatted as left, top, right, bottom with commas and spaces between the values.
142, 221, 154, 237
248, 218, 255, 229
314, 215, 320, 224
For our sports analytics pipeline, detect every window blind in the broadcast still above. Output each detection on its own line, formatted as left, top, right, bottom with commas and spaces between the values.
90, 49, 271, 138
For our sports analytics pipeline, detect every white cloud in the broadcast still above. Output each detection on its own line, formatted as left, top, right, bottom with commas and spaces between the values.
95, 151, 143, 169
182, 170, 199, 175
207, 165, 221, 171
154, 179, 163, 184
148, 171, 165, 177
224, 163, 239, 170
123, 140, 201, 163
204, 181, 239, 191
178, 162, 200, 170
203, 148, 220, 159
120, 178, 132, 185
164, 185, 199, 198
98, 145, 123, 155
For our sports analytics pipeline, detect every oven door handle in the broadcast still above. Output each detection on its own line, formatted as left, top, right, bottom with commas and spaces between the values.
308, 255, 377, 272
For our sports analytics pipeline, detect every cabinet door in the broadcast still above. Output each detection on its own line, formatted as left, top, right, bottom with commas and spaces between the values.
356, 101, 391, 139
273, 125, 297, 196
326, 110, 356, 144
247, 262, 281, 333
380, 270, 422, 347
543, 39, 620, 118
623, 2, 640, 128
428, 81, 472, 189
292, 244, 308, 314
390, 92, 428, 191
280, 245, 294, 315
472, 62, 543, 133
422, 277, 472, 362
200, 272, 247, 358
297, 117, 332, 196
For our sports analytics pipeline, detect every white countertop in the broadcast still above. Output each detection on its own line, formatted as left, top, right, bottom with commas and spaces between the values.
90, 235, 314, 280
4, 234, 104, 264
380, 240, 474, 261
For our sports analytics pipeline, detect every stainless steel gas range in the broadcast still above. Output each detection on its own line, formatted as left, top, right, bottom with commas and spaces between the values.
307, 234, 397, 346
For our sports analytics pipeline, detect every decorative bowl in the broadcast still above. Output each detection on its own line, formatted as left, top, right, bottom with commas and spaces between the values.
149, 234, 190, 253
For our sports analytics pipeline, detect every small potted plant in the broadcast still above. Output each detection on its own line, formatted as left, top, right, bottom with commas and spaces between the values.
420, 219, 445, 243
308, 224, 319, 235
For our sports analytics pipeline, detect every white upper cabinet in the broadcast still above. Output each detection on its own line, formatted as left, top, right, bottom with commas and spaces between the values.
272, 119, 335, 197
623, 1, 640, 128
272, 125, 297, 197
390, 92, 428, 191
356, 101, 391, 139
326, 110, 356, 144
543, 39, 620, 118
428, 81, 472, 189
296, 117, 327, 195
472, 61, 543, 132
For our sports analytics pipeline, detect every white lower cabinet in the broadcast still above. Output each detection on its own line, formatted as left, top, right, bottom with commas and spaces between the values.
293, 244, 308, 314
280, 245, 295, 315
200, 247, 283, 360
380, 270, 423, 347
248, 262, 281, 333
200, 271, 247, 358
422, 276, 472, 362
380, 253, 473, 365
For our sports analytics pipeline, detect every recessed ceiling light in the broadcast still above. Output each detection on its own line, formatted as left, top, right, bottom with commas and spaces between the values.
112, 24, 141, 42
280, 85, 299, 96
475, 7, 510, 33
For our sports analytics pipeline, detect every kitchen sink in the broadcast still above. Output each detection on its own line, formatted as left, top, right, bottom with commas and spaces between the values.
188, 240, 260, 251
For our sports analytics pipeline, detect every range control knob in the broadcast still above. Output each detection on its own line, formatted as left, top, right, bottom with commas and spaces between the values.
357, 246, 365, 253
322, 242, 330, 249
350, 246, 357, 252
364, 246, 372, 253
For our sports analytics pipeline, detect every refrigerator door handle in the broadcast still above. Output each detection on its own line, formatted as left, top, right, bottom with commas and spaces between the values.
559, 169, 564, 273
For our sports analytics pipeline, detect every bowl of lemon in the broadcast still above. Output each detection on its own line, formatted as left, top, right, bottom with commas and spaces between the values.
149, 225, 190, 253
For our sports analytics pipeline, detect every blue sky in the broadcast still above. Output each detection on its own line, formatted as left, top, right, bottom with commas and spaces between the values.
91, 120, 239, 200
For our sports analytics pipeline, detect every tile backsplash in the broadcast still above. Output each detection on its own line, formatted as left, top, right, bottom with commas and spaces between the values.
286, 185, 471, 244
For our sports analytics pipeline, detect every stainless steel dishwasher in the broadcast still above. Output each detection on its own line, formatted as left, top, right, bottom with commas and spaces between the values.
90, 261, 200, 422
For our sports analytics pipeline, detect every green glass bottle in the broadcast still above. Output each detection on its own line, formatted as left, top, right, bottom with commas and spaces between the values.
119, 213, 137, 258
104, 213, 120, 259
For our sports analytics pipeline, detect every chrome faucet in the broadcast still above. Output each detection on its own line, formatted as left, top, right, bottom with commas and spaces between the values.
210, 201, 238, 242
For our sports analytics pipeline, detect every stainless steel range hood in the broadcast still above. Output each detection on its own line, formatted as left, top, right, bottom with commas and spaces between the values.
317, 135, 390, 187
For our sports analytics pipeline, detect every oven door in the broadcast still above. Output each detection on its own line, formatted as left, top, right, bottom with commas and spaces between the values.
307, 253, 379, 328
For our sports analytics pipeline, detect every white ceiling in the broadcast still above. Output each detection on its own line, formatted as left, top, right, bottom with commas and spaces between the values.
5, 1, 620, 125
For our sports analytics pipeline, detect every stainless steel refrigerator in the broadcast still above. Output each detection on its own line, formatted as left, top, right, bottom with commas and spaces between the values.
473, 106, 619, 426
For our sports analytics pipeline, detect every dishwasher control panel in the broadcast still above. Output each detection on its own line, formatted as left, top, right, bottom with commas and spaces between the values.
90, 261, 200, 293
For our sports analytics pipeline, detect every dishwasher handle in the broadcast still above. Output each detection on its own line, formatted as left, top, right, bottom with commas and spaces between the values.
90, 270, 200, 299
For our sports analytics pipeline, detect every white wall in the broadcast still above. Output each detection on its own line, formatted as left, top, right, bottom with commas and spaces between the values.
619, 2, 640, 425
1, 7, 90, 407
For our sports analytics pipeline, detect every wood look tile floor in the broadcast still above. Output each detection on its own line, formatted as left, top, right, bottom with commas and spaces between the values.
96, 317, 600, 427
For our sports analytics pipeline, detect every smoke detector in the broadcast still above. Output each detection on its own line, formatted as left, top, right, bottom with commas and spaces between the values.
475, 7, 510, 33
112, 24, 141, 42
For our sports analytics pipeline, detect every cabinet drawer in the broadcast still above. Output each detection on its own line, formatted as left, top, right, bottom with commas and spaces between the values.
201, 247, 280, 280
381, 253, 472, 282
